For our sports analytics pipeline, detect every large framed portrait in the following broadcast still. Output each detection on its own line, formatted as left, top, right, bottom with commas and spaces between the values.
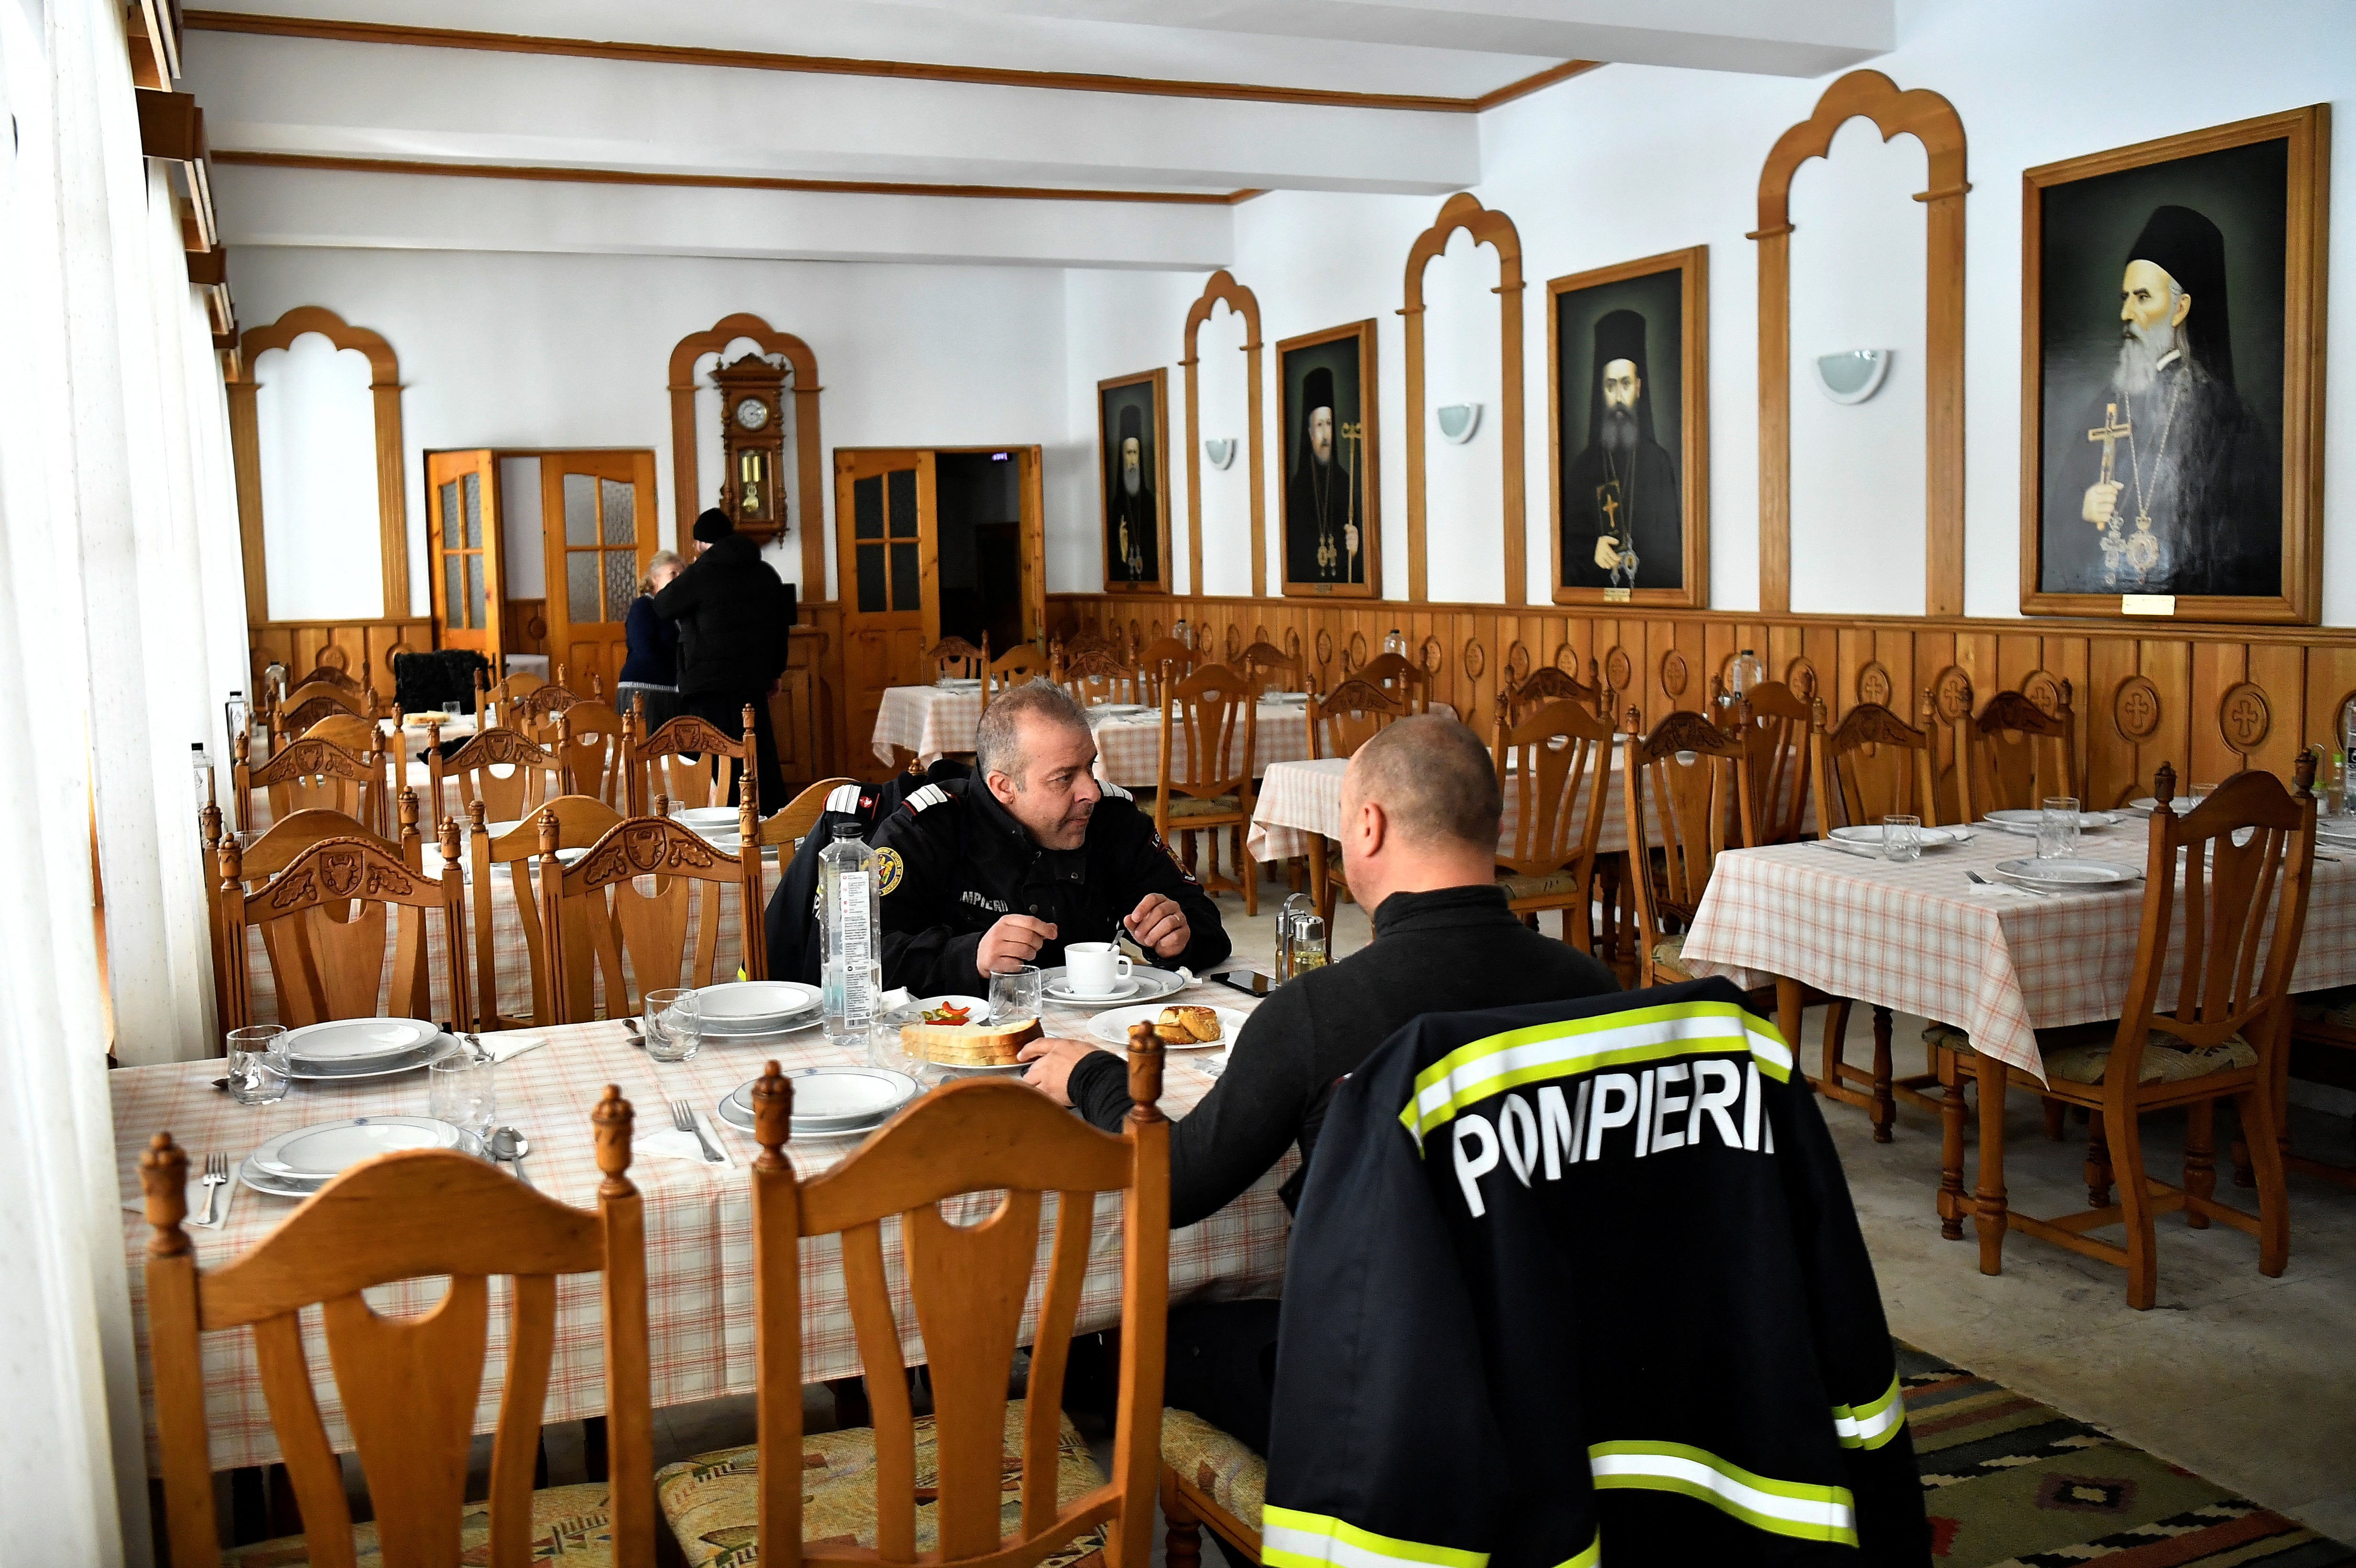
1097, 368, 1169, 593
1548, 245, 1709, 608
1276, 318, 1380, 598
2020, 105, 2328, 623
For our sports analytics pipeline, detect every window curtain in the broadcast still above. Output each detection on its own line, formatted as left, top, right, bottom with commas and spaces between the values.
0, 0, 250, 1557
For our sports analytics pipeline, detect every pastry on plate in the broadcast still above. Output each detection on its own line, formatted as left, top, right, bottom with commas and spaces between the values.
1152, 1005, 1222, 1045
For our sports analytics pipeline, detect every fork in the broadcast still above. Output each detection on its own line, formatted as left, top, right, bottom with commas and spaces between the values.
671, 1099, 724, 1164
198, 1151, 229, 1225
1967, 869, 2052, 898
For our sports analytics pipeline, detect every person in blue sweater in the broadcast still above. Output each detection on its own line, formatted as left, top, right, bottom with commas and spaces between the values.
617, 549, 683, 734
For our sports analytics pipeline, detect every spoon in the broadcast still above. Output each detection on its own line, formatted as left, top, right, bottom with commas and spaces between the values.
490, 1126, 534, 1188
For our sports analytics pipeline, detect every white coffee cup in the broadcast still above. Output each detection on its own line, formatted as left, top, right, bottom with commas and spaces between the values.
1063, 942, 1133, 998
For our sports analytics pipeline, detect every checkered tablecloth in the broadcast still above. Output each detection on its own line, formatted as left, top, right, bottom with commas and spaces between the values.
114, 980, 1286, 1473
1247, 740, 1640, 864
871, 685, 983, 768
1677, 818, 2356, 1078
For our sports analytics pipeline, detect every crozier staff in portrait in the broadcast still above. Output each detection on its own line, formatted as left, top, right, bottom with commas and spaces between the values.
1096, 369, 1168, 593
1548, 247, 1708, 608
1277, 319, 1380, 598
2024, 109, 2326, 622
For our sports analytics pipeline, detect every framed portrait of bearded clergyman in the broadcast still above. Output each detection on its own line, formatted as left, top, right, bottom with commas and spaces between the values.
1097, 368, 1170, 594
1547, 246, 1710, 609
2021, 106, 2328, 624
1276, 318, 1380, 599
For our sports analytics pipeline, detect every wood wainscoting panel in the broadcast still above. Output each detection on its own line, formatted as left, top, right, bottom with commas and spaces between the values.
249, 619, 434, 696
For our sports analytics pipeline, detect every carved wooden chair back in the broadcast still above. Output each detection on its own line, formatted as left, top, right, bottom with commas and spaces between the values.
276, 689, 369, 739
1494, 697, 1616, 882
1957, 687, 2078, 819
731, 1037, 1168, 1568
139, 1091, 655, 1568
301, 656, 363, 692
553, 701, 628, 805
1306, 677, 1404, 761
1156, 663, 1256, 803
759, 777, 860, 850
232, 732, 379, 836
1733, 679, 1816, 845
299, 711, 377, 756
467, 795, 626, 1030
1810, 696, 1942, 830
1497, 663, 1603, 729
929, 636, 984, 683
539, 810, 764, 1023
216, 796, 416, 1019
1621, 708, 1754, 987
982, 640, 1049, 713
1240, 641, 1303, 693
1058, 645, 1138, 709
1134, 636, 1197, 706
1351, 652, 1432, 715
482, 670, 545, 726
625, 710, 753, 816
513, 676, 588, 740
433, 724, 564, 824
218, 824, 469, 1031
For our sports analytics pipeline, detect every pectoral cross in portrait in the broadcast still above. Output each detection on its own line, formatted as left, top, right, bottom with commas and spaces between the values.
1339, 419, 1364, 576
2087, 402, 2131, 587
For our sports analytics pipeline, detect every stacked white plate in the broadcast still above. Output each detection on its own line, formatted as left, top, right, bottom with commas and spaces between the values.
277, 1018, 456, 1081
714, 1066, 919, 1140
1980, 808, 2117, 835
936, 678, 982, 691
697, 980, 822, 1041
1090, 703, 1149, 719
240, 1115, 478, 1197
678, 806, 740, 831
1828, 825, 1972, 849
1988, 858, 2142, 891
1041, 965, 1186, 1004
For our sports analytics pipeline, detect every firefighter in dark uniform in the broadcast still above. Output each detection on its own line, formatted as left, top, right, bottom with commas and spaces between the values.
869, 679, 1230, 995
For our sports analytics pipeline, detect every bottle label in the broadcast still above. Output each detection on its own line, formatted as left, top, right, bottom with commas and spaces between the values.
838, 871, 873, 1025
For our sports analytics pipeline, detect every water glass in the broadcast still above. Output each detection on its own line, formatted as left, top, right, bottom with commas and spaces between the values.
1287, 913, 1329, 974
644, 987, 702, 1063
988, 962, 1043, 1025
441, 699, 463, 721
2036, 796, 2081, 860
1881, 814, 1922, 863
226, 1025, 289, 1106
427, 1052, 495, 1142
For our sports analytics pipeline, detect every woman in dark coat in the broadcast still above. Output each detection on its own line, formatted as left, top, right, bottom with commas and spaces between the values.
617, 549, 683, 734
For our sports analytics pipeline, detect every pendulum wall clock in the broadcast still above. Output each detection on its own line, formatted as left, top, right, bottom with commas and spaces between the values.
711, 352, 789, 542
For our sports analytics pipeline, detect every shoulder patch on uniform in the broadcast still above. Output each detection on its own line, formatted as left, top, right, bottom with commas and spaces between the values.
1099, 779, 1134, 802
1150, 828, 1200, 886
826, 783, 863, 814
905, 784, 950, 813
873, 846, 905, 896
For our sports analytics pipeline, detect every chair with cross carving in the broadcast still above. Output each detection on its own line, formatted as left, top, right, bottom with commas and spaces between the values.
539, 810, 766, 1024
429, 722, 566, 827
231, 731, 382, 836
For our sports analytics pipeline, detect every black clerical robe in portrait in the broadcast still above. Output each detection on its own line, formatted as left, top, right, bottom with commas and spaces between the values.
1560, 436, 1680, 591
1110, 484, 1157, 585
2046, 359, 2279, 599
1287, 459, 1363, 586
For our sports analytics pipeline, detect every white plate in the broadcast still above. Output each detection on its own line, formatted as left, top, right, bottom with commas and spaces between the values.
697, 980, 822, 1024
2127, 796, 2201, 815
1090, 703, 1149, 718
1044, 976, 1141, 1003
1828, 825, 1967, 848
1041, 965, 1185, 1003
725, 1066, 918, 1128
679, 806, 740, 829
1261, 692, 1310, 705
2314, 819, 2356, 842
281, 1017, 439, 1064
910, 994, 991, 1021
1086, 1003, 1246, 1049
1989, 858, 2142, 890
715, 1095, 883, 1139
936, 678, 982, 690
251, 1115, 462, 1180
1984, 808, 2118, 831
277, 1035, 462, 1081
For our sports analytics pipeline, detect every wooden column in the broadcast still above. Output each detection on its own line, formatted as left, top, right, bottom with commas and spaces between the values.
369, 372, 409, 618
792, 378, 826, 595
224, 377, 267, 624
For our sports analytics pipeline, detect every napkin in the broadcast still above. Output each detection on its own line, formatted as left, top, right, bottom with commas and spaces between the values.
477, 1034, 548, 1065
879, 988, 913, 1013
640, 1111, 736, 1169
1963, 881, 2029, 898
122, 1171, 238, 1228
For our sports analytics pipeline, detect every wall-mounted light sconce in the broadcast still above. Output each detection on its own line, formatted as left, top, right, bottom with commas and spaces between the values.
1813, 349, 1892, 405
1203, 438, 1236, 469
1436, 403, 1482, 444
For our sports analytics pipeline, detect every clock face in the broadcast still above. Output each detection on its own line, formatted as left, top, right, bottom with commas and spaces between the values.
733, 397, 770, 431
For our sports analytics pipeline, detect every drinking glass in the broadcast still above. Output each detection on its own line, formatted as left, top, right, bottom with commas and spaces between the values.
441, 699, 463, 721
988, 962, 1043, 1025
644, 987, 702, 1063
427, 1052, 495, 1143
2036, 795, 2081, 860
1880, 814, 1922, 863
1287, 913, 1329, 973
226, 1025, 289, 1106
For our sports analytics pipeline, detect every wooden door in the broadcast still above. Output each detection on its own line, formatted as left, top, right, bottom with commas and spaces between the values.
538, 451, 657, 697
835, 449, 938, 778
426, 450, 504, 671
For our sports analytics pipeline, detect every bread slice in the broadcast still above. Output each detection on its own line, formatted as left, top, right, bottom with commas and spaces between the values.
901, 1015, 1043, 1067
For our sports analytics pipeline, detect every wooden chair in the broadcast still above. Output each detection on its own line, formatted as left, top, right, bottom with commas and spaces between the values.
513, 672, 589, 740
140, 1090, 655, 1568
1620, 708, 1755, 989
1494, 697, 1617, 952
654, 1039, 1168, 1568
299, 710, 378, 757
554, 700, 628, 805
1239, 640, 1303, 694
431, 723, 565, 826
981, 636, 1048, 713
1955, 686, 2079, 819
1351, 651, 1432, 715
1496, 662, 1604, 728
1152, 663, 1260, 915
1058, 645, 1138, 709
1731, 679, 1816, 846
218, 822, 469, 1031
759, 776, 861, 853
1937, 760, 2317, 1309
481, 669, 546, 728
625, 708, 757, 816
928, 636, 984, 683
300, 654, 364, 693
468, 795, 625, 1030
1135, 636, 1197, 706
275, 688, 371, 740
230, 731, 380, 836
539, 809, 764, 1023
1303, 678, 1407, 924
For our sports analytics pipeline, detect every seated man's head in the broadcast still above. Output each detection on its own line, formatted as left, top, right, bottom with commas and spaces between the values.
975, 680, 1103, 851
1339, 715, 1502, 909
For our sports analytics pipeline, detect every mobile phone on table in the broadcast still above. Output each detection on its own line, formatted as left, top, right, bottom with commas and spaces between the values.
1212, 969, 1274, 999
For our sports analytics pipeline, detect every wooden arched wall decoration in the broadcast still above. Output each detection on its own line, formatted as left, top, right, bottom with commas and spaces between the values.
1404, 194, 1527, 606
1179, 271, 1266, 598
225, 306, 407, 624
1750, 69, 1968, 617
666, 314, 824, 595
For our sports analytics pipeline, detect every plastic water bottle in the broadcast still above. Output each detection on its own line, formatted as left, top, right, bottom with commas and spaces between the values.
191, 743, 211, 809
820, 824, 882, 1052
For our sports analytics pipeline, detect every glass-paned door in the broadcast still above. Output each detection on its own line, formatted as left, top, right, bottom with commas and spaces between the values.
538, 450, 657, 700
834, 449, 937, 779
426, 449, 503, 672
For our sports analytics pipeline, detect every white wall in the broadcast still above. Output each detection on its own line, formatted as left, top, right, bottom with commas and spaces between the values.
252, 332, 380, 619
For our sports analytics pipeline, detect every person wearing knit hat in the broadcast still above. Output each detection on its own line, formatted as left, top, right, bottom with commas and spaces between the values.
653, 506, 797, 808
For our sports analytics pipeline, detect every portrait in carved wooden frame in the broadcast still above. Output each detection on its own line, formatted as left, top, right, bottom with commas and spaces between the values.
1276, 318, 1381, 600
2020, 105, 2329, 624
1547, 245, 1709, 609
1096, 367, 1170, 595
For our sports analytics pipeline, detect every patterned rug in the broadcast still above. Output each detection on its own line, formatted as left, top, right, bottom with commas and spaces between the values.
1901, 1342, 2352, 1566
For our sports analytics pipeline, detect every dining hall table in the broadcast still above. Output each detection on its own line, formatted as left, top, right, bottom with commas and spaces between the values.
112, 975, 1288, 1473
